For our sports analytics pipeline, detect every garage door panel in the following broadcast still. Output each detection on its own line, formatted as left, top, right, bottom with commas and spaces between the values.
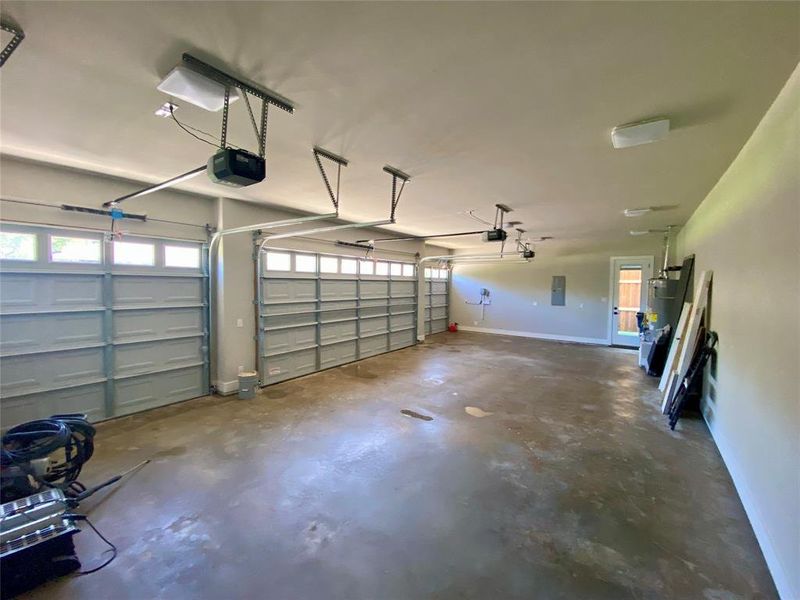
431, 281, 448, 294
392, 281, 415, 296
262, 348, 317, 384
262, 312, 317, 329
431, 319, 448, 334
264, 325, 316, 355
114, 336, 204, 377
320, 340, 357, 368
0, 229, 209, 428
0, 347, 105, 397
256, 250, 417, 387
360, 335, 388, 358
0, 383, 106, 430
262, 279, 316, 303
431, 307, 447, 320
320, 320, 357, 343
262, 302, 317, 315
391, 313, 414, 330
321, 280, 356, 299
0, 273, 103, 311
320, 309, 357, 323
1, 312, 103, 353
114, 307, 203, 342
360, 281, 388, 298
360, 315, 388, 335
114, 365, 205, 416
390, 330, 415, 349
114, 276, 203, 306
360, 305, 388, 318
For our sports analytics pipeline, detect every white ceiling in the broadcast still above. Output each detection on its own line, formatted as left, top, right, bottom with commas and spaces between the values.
1, 1, 798, 251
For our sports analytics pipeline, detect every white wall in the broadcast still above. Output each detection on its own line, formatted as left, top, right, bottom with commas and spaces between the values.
675, 66, 799, 599
449, 246, 655, 344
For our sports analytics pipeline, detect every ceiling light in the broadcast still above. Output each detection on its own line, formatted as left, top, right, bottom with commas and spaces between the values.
623, 207, 652, 217
157, 65, 240, 112
611, 118, 670, 149
629, 230, 650, 236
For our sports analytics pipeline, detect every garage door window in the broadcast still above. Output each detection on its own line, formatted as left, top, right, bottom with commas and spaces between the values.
165, 245, 200, 268
266, 251, 291, 271
376, 262, 389, 276
50, 236, 101, 264
320, 256, 338, 273
359, 260, 374, 275
295, 254, 316, 273
0, 231, 37, 261
341, 258, 357, 275
402, 264, 415, 277
113, 241, 155, 266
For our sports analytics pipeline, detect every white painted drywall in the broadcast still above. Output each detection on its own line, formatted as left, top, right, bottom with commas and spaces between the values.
449, 245, 655, 344
675, 65, 799, 599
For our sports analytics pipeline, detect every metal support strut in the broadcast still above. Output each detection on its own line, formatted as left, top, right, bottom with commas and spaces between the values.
383, 166, 411, 223
313, 147, 349, 213
0, 21, 24, 67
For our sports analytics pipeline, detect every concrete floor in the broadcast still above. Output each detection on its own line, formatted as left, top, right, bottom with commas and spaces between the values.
23, 332, 775, 599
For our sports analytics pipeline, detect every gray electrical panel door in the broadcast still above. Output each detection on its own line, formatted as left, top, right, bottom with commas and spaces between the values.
424, 268, 449, 335
551, 275, 566, 306
0, 225, 209, 429
258, 250, 417, 386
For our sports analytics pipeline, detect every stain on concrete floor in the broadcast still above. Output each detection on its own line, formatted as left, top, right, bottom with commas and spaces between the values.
21, 332, 778, 600
464, 406, 493, 418
400, 409, 434, 421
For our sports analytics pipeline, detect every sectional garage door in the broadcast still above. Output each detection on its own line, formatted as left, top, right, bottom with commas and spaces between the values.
0, 225, 209, 428
258, 250, 417, 385
424, 267, 450, 335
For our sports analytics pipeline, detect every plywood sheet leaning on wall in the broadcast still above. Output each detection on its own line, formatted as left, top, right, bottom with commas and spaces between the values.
659, 302, 693, 392
661, 271, 712, 414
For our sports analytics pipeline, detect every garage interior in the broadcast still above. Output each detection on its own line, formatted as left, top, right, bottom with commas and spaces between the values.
0, 2, 797, 599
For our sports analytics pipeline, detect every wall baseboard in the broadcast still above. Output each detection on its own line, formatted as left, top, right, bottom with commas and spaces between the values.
214, 379, 240, 395
458, 325, 608, 346
703, 414, 794, 600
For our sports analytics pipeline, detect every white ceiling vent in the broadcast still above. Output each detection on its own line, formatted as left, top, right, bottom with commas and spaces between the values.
611, 118, 670, 149
157, 65, 240, 112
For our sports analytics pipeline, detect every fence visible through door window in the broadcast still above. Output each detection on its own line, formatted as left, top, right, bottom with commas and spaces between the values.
617, 267, 642, 334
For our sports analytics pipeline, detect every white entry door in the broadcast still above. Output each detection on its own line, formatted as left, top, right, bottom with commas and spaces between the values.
610, 257, 653, 347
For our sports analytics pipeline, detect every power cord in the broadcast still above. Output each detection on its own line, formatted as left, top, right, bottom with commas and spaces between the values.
169, 105, 246, 151
64, 514, 117, 575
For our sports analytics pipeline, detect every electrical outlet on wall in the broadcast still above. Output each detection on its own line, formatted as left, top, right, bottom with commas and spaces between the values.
236, 318, 244, 328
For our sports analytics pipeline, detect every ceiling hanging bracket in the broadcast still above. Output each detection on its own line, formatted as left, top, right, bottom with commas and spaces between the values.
313, 147, 349, 214
383, 165, 411, 223
0, 21, 24, 68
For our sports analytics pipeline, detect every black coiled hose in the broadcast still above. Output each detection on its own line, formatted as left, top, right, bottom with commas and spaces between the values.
1, 414, 96, 495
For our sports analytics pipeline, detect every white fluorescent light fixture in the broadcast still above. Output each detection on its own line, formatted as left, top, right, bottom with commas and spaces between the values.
629, 230, 650, 236
623, 207, 653, 217
157, 65, 240, 112
611, 118, 670, 149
